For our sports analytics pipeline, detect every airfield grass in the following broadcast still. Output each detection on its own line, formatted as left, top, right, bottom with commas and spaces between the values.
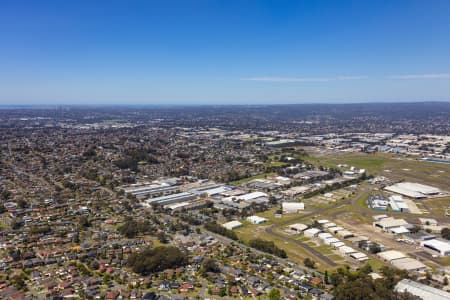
303, 152, 450, 190
265, 161, 290, 168
422, 196, 450, 218
303, 153, 388, 174
234, 225, 312, 265
234, 215, 341, 270
230, 172, 277, 185
440, 257, 450, 267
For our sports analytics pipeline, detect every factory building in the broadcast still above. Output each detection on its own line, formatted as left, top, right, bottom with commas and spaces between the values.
282, 202, 305, 214
421, 239, 450, 256
385, 182, 441, 199
395, 279, 450, 300
222, 220, 243, 230
145, 192, 197, 206
246, 215, 268, 224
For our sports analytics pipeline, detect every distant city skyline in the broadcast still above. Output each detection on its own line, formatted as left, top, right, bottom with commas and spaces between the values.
1, 0, 450, 105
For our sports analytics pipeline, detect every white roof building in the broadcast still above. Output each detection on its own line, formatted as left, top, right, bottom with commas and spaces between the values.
323, 222, 337, 228
339, 246, 357, 255
391, 257, 427, 272
288, 223, 308, 232
318, 232, 333, 240
282, 202, 305, 213
373, 217, 409, 231
324, 237, 340, 245
304, 228, 322, 237
332, 241, 345, 248
317, 219, 330, 224
421, 239, 450, 256
377, 250, 407, 262
336, 230, 354, 239
395, 279, 450, 300
389, 226, 410, 235
238, 191, 268, 201
246, 215, 268, 224
350, 252, 369, 261
385, 182, 441, 199
222, 220, 243, 230
327, 226, 344, 233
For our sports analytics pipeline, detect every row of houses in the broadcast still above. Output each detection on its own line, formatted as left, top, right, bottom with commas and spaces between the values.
288, 220, 369, 262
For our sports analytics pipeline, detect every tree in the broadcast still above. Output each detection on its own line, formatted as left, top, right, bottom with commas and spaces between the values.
268, 288, 281, 300
249, 239, 287, 258
441, 227, 450, 240
78, 216, 91, 229
200, 259, 220, 276
324, 270, 329, 284
303, 257, 316, 269
409, 225, 420, 234
127, 246, 187, 275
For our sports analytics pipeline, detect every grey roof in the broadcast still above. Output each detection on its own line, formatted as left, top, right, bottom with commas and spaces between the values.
395, 279, 450, 300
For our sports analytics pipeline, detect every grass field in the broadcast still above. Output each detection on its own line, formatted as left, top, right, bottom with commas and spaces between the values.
230, 172, 277, 185
303, 152, 450, 190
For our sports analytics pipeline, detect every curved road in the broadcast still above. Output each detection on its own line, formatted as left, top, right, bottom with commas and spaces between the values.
264, 187, 371, 268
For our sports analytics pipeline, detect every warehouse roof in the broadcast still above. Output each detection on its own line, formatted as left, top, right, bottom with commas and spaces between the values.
395, 279, 450, 300
385, 182, 441, 199
378, 250, 407, 262
222, 220, 243, 230
238, 191, 268, 201
374, 217, 409, 229
391, 257, 427, 271
288, 223, 308, 232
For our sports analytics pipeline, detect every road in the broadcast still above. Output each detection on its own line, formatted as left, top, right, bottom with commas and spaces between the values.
263, 186, 371, 268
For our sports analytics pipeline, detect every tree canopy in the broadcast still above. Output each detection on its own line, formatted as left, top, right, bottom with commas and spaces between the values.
127, 246, 187, 275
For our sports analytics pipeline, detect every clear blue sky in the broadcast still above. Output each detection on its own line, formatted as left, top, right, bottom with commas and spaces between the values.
1, 0, 450, 105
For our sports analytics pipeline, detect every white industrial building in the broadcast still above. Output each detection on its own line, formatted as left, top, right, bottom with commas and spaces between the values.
350, 252, 369, 261
246, 215, 268, 224
327, 226, 344, 234
237, 191, 269, 204
377, 250, 407, 262
332, 241, 345, 248
389, 226, 410, 235
336, 230, 354, 239
304, 228, 322, 237
395, 279, 450, 300
282, 202, 305, 214
324, 237, 340, 245
421, 239, 450, 256
288, 223, 308, 232
385, 182, 441, 199
222, 220, 243, 230
318, 232, 333, 240
339, 246, 357, 255
388, 195, 410, 212
317, 219, 330, 225
146, 192, 197, 206
373, 217, 409, 231
390, 257, 427, 272
323, 222, 337, 228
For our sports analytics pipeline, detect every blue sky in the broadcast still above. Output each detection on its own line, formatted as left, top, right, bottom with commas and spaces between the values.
1, 0, 450, 105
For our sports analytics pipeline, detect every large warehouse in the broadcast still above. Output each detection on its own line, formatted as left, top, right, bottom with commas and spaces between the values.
395, 279, 450, 300
282, 202, 305, 214
222, 220, 243, 230
421, 239, 450, 256
145, 192, 197, 206
384, 182, 441, 199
